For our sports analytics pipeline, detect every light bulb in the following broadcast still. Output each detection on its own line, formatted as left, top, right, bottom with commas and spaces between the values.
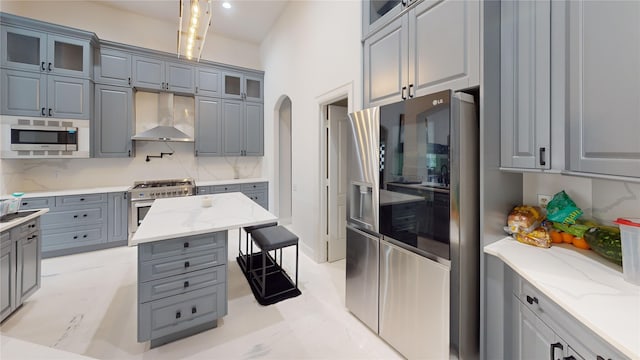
191, 16, 198, 26
189, 26, 196, 34
222, 2, 231, 9
193, 3, 199, 14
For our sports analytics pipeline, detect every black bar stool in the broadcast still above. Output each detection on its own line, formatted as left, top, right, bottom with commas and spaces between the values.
238, 222, 277, 274
249, 225, 299, 300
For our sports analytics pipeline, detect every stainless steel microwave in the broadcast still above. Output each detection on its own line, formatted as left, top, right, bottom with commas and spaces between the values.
1, 116, 89, 158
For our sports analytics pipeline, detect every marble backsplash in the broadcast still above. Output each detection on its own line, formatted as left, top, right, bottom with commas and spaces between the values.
524, 173, 639, 224
0, 141, 263, 195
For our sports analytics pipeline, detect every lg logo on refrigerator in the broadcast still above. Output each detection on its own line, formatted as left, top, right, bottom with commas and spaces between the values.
432, 99, 444, 106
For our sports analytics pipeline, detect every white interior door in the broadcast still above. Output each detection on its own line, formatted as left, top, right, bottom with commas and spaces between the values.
328, 105, 348, 262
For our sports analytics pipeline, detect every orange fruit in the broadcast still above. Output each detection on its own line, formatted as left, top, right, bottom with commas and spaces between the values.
550, 230, 563, 244
572, 237, 590, 250
561, 232, 575, 244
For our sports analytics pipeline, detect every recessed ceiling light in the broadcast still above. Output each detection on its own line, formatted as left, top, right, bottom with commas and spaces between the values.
222, 2, 231, 9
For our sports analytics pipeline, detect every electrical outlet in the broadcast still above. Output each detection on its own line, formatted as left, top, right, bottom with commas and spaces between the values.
537, 194, 552, 209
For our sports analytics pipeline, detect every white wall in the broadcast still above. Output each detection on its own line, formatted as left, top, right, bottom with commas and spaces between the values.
260, 0, 362, 261
0, 1, 262, 69
0, 1, 265, 195
278, 97, 292, 223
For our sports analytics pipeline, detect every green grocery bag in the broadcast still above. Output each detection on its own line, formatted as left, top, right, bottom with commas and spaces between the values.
546, 190, 583, 224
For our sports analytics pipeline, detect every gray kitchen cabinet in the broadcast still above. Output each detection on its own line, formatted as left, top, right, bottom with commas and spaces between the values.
94, 84, 133, 157
19, 193, 126, 258
567, 1, 640, 178
137, 232, 228, 347
195, 67, 221, 97
486, 256, 628, 360
1, 24, 91, 79
222, 99, 244, 156
195, 96, 223, 156
221, 100, 264, 157
363, 0, 479, 108
95, 48, 132, 87
1, 230, 15, 322
132, 56, 194, 94
222, 71, 263, 102
241, 182, 268, 209
500, 0, 551, 170
107, 192, 128, 243
0, 69, 90, 119
1, 218, 41, 323
362, 0, 405, 39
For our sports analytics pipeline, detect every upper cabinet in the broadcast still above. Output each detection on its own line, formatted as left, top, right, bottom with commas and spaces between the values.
195, 66, 221, 97
132, 55, 194, 94
363, 0, 406, 39
567, 1, 640, 178
94, 84, 133, 158
1, 26, 91, 79
363, 0, 479, 107
95, 48, 131, 87
500, 0, 551, 170
222, 72, 263, 102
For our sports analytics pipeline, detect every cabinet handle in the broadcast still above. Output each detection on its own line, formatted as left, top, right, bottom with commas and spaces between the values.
195, 86, 198, 93
80, 198, 85, 201
22, 202, 28, 206
74, 215, 78, 218
83, 234, 87, 238
401, 0, 407, 6
409, 84, 414, 98
128, 77, 131, 86
48, 62, 52, 72
83, 214, 87, 217
162, 82, 165, 89
184, 281, 189, 288
48, 108, 52, 117
184, 242, 190, 248
401, 86, 407, 100
41, 61, 46, 71
550, 342, 563, 360
191, 306, 197, 314
563, 356, 576, 360
184, 261, 190, 268
73, 235, 78, 239
128, 150, 131, 157
539, 147, 546, 166
41, 107, 46, 116
596, 357, 611, 360
176, 311, 181, 319
166, 83, 169, 90
526, 295, 538, 305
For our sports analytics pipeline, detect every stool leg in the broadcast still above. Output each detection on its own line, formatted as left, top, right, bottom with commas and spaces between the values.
295, 243, 298, 288
261, 251, 267, 298
249, 238, 253, 274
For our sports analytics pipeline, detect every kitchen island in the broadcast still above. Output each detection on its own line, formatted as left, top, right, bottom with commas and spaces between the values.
131, 192, 277, 348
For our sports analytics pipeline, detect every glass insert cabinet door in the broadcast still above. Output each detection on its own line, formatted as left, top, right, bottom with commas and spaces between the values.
223, 72, 263, 101
2, 26, 89, 77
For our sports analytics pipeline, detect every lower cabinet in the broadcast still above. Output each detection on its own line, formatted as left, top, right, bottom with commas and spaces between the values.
1, 218, 41, 323
196, 182, 268, 210
495, 259, 628, 360
20, 191, 128, 258
137, 232, 228, 347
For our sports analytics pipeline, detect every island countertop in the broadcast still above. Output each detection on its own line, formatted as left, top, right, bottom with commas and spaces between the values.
485, 238, 640, 359
0, 209, 50, 232
131, 192, 277, 245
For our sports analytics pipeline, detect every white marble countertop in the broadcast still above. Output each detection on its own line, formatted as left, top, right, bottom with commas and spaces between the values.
2, 186, 130, 199
131, 192, 277, 245
196, 178, 268, 186
379, 189, 423, 206
485, 238, 640, 359
0, 208, 50, 233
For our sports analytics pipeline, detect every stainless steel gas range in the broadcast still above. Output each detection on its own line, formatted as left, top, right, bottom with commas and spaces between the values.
128, 178, 196, 243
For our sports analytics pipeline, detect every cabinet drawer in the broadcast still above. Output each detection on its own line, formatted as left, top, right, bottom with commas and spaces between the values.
139, 265, 226, 303
43, 225, 106, 251
196, 187, 212, 195
241, 182, 267, 192
138, 284, 226, 342
139, 247, 226, 282
19, 197, 54, 210
56, 193, 107, 207
139, 232, 226, 262
42, 206, 106, 229
212, 184, 241, 193
243, 190, 267, 209
15, 219, 39, 238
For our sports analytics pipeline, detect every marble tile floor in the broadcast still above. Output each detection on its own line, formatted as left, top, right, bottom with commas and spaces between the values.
0, 229, 402, 360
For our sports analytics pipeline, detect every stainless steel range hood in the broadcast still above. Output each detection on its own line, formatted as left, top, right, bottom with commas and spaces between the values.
132, 92, 194, 142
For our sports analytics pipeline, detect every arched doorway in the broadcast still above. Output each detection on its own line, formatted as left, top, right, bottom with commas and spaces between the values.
277, 96, 292, 224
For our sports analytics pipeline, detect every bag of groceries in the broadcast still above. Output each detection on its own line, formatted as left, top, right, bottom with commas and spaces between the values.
505, 205, 551, 248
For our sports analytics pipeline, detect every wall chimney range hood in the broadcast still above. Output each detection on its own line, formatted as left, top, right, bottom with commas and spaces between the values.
132, 92, 194, 142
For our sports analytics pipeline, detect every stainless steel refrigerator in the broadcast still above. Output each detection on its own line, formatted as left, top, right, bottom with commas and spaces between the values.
346, 90, 479, 359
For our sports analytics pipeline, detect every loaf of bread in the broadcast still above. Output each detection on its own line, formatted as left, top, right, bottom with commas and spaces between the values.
507, 205, 543, 234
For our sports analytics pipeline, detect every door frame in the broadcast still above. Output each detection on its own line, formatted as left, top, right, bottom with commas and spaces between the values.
317, 82, 353, 263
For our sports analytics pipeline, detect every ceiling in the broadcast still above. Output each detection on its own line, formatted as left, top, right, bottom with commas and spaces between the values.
92, 0, 288, 44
